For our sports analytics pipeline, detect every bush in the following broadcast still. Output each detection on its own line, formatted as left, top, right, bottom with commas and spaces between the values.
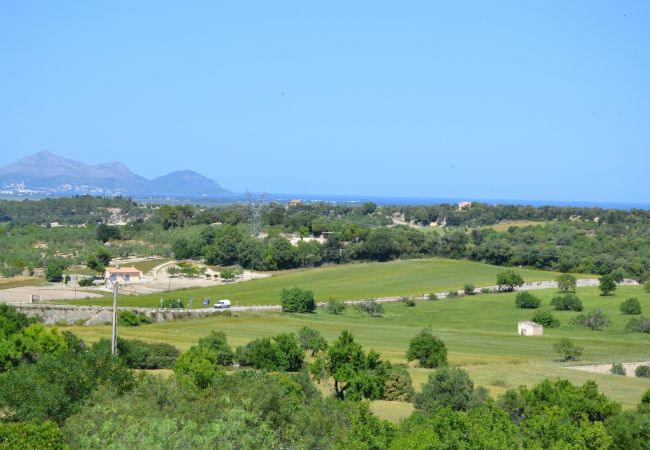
44, 261, 65, 282
515, 291, 541, 309
645, 280, 650, 293
556, 274, 577, 293
635, 365, 650, 378
77, 277, 94, 287
406, 328, 447, 368
531, 310, 560, 328
625, 316, 650, 333
161, 298, 184, 308
620, 297, 641, 315
414, 367, 475, 413
0, 420, 66, 449
401, 296, 416, 307
236, 334, 304, 372
281, 287, 316, 313
570, 309, 611, 330
551, 293, 583, 311
174, 346, 223, 389
92, 338, 179, 369
383, 365, 414, 402
198, 331, 235, 366
324, 298, 346, 314
496, 270, 524, 292
599, 274, 617, 296
610, 363, 626, 376
298, 327, 328, 356
446, 290, 458, 298
553, 338, 583, 361
118, 310, 153, 327
428, 292, 440, 300
480, 287, 492, 294
357, 299, 384, 316
464, 283, 475, 295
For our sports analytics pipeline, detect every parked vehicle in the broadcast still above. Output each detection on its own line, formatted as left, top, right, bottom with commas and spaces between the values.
214, 299, 231, 309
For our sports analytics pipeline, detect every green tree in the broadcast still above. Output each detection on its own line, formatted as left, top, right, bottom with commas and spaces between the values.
281, 287, 316, 313
406, 328, 447, 368
298, 327, 328, 356
198, 331, 235, 366
610, 363, 626, 376
599, 274, 617, 296
571, 309, 611, 330
531, 310, 560, 328
556, 273, 577, 293
515, 291, 541, 309
414, 367, 476, 413
44, 260, 65, 282
384, 365, 415, 402
357, 299, 384, 316
550, 292, 583, 311
636, 365, 650, 378
0, 420, 66, 449
620, 297, 642, 315
553, 338, 583, 361
174, 346, 222, 389
325, 298, 346, 315
496, 270, 524, 292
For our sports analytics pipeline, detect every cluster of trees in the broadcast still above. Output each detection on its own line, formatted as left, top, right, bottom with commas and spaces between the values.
1, 303, 649, 448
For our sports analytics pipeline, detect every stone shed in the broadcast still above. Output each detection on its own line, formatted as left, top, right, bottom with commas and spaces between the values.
518, 320, 543, 336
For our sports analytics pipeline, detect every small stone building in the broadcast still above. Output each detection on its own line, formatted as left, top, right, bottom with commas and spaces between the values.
518, 320, 543, 336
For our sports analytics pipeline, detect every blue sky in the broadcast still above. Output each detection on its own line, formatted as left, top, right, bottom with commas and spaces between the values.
1, 1, 648, 202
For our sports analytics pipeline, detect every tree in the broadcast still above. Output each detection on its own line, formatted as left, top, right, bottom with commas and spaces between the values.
550, 293, 583, 311
198, 331, 235, 366
635, 365, 650, 378
384, 366, 415, 402
357, 299, 384, 317
496, 270, 524, 292
325, 299, 346, 315
414, 367, 476, 413
570, 309, 610, 330
174, 346, 222, 389
281, 287, 316, 313
406, 329, 447, 368
610, 363, 626, 376
515, 291, 541, 309
236, 334, 304, 372
96, 223, 121, 243
463, 283, 475, 295
298, 327, 328, 356
553, 338, 583, 361
599, 274, 617, 296
312, 331, 390, 400
531, 310, 560, 328
556, 273, 577, 293
44, 260, 64, 282
620, 297, 641, 315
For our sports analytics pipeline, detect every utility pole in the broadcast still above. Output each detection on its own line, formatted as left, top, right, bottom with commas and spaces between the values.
105, 274, 122, 356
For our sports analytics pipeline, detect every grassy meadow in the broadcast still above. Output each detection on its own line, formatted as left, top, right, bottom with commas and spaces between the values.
64, 284, 650, 412
57, 258, 574, 308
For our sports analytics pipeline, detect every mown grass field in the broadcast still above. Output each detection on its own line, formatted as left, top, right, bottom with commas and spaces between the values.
0, 276, 45, 290
64, 285, 650, 411
57, 258, 574, 308
490, 220, 546, 232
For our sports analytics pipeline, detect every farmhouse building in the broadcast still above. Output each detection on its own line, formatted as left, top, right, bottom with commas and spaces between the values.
104, 266, 143, 281
518, 321, 543, 336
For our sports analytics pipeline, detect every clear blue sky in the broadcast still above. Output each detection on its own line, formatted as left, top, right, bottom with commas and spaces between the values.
1, 1, 648, 202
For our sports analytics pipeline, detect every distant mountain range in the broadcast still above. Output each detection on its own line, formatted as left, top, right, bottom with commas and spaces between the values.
0, 151, 232, 197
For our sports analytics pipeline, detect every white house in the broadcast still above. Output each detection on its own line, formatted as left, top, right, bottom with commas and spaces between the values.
518, 321, 543, 336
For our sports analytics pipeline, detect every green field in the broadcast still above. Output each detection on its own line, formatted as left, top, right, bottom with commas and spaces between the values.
57, 258, 575, 308
64, 285, 650, 410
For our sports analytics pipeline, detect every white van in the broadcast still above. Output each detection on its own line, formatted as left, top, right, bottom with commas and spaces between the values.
214, 299, 231, 309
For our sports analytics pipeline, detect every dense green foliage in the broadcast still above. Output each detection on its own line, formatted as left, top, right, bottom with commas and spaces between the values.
0, 420, 66, 449
557, 273, 577, 293
600, 274, 617, 296
406, 329, 448, 368
515, 291, 541, 309
281, 287, 316, 313
553, 337, 583, 361
117, 310, 153, 327
571, 309, 611, 330
620, 297, 642, 315
236, 333, 304, 372
92, 338, 179, 369
531, 309, 560, 328
610, 363, 626, 376
298, 326, 328, 356
625, 315, 650, 333
551, 292, 584, 311
198, 330, 235, 366
496, 270, 524, 292
635, 365, 650, 378
414, 367, 479, 413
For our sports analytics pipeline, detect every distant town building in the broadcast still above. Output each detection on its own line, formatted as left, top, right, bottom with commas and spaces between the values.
458, 201, 472, 211
288, 199, 302, 207
518, 321, 543, 336
104, 266, 143, 281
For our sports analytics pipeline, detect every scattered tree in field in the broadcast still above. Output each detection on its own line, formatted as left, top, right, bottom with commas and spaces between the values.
570, 309, 610, 330
174, 346, 223, 389
414, 367, 476, 413
496, 270, 524, 292
325, 299, 346, 315
198, 331, 235, 366
383, 365, 415, 402
310, 331, 390, 400
635, 365, 650, 378
553, 338, 583, 361
610, 363, 626, 376
281, 287, 316, 313
625, 316, 650, 333
298, 327, 328, 356
464, 283, 475, 295
515, 291, 541, 309
551, 293, 583, 311
599, 274, 616, 296
357, 299, 384, 317
610, 268, 626, 283
117, 311, 152, 327
236, 333, 304, 372
401, 296, 416, 307
96, 223, 121, 243
556, 274, 577, 293
620, 297, 641, 315
406, 328, 447, 368
531, 310, 560, 328
44, 260, 65, 282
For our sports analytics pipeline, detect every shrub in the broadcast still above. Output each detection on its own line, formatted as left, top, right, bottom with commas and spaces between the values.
551, 293, 583, 311
599, 274, 616, 296
0, 420, 65, 449
77, 277, 94, 287
553, 338, 583, 361
570, 309, 610, 330
446, 290, 458, 298
464, 283, 475, 295
118, 310, 153, 327
556, 274, 577, 293
401, 296, 416, 307
92, 338, 179, 369
174, 346, 222, 389
496, 270, 524, 292
198, 331, 235, 366
610, 363, 626, 376
414, 367, 475, 412
611, 268, 626, 283
298, 327, 328, 356
406, 328, 447, 368
645, 280, 650, 293
625, 316, 650, 333
428, 292, 440, 300
357, 299, 384, 316
635, 365, 650, 378
161, 298, 184, 308
236, 334, 304, 372
281, 287, 316, 313
515, 291, 541, 309
44, 261, 65, 282
531, 310, 560, 328
325, 299, 346, 314
383, 366, 414, 402
620, 297, 642, 315
480, 287, 492, 294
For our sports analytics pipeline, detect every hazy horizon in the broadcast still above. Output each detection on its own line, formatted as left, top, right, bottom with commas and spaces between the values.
1, 2, 649, 203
